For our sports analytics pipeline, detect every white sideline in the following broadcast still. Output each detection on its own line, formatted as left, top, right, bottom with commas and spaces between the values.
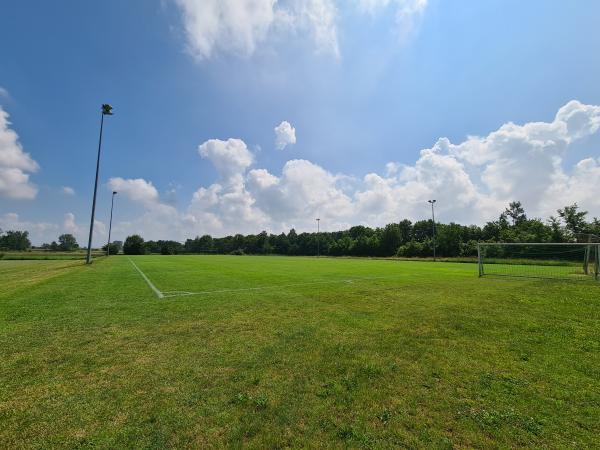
129, 258, 164, 299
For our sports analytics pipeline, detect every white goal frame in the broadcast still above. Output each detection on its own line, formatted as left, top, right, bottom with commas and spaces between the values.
477, 242, 600, 281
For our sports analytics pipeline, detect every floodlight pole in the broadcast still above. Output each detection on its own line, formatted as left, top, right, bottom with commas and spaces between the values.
86, 104, 113, 264
106, 191, 117, 256
316, 218, 320, 257
428, 199, 437, 261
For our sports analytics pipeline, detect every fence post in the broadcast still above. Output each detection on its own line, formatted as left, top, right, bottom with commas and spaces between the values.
477, 244, 483, 277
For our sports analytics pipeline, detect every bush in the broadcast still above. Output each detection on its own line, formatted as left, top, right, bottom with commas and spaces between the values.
396, 240, 427, 257
161, 244, 177, 255
123, 235, 146, 255
102, 242, 121, 255
230, 248, 245, 256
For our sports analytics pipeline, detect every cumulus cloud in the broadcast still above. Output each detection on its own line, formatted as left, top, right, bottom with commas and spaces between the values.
63, 212, 80, 236
0, 87, 9, 98
0, 106, 39, 199
61, 212, 106, 246
1, 212, 64, 246
62, 186, 75, 195
198, 138, 254, 181
0, 213, 57, 243
107, 177, 160, 205
274, 121, 297, 150
175, 0, 339, 59
91, 100, 600, 241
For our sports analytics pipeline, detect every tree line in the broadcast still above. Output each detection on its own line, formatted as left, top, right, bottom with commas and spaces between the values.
2, 202, 598, 256
119, 202, 600, 258
0, 230, 123, 254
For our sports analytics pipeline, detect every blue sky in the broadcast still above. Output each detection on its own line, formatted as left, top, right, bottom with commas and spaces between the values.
1, 0, 600, 245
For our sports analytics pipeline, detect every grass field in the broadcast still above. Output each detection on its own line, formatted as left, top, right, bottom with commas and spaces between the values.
1, 255, 599, 448
0, 250, 106, 260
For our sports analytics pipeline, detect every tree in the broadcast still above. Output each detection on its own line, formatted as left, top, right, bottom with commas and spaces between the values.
0, 230, 31, 251
379, 223, 402, 256
504, 201, 527, 226
398, 219, 413, 245
112, 240, 123, 252
547, 216, 566, 242
102, 242, 121, 254
58, 233, 78, 251
123, 235, 146, 255
557, 203, 588, 236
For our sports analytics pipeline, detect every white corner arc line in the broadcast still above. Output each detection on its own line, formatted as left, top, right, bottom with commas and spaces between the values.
129, 258, 164, 299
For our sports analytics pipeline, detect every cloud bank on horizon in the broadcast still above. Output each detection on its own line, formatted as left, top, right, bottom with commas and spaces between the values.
2, 100, 600, 244
88, 100, 600, 241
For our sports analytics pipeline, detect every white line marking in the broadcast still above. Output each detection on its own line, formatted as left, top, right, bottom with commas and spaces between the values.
129, 259, 164, 299
161, 275, 397, 298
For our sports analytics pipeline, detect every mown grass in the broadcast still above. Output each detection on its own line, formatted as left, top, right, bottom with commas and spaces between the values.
1, 255, 599, 448
0, 250, 106, 260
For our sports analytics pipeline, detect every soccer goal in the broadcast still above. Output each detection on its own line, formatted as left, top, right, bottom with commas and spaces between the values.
477, 243, 600, 281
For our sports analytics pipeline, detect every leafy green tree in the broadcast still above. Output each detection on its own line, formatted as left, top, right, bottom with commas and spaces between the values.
589, 218, 600, 237
398, 219, 413, 245
379, 223, 402, 256
0, 230, 31, 251
102, 242, 121, 254
547, 216, 566, 242
123, 235, 146, 255
112, 241, 123, 252
436, 223, 463, 257
58, 233, 78, 251
557, 203, 588, 236
504, 201, 527, 226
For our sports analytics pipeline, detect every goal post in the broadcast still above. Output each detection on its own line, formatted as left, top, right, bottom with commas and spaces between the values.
477, 242, 600, 281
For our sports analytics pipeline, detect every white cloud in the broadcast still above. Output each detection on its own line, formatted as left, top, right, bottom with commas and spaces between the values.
62, 212, 106, 247
63, 212, 80, 236
62, 186, 75, 195
88, 100, 600, 240
0, 87, 9, 98
198, 138, 254, 181
0, 212, 57, 245
107, 177, 160, 205
174, 0, 339, 59
0, 106, 39, 199
274, 121, 297, 150
247, 159, 353, 228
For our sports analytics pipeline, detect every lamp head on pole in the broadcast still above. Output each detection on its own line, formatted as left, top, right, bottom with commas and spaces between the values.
112, 191, 117, 195
102, 104, 114, 115
428, 199, 436, 205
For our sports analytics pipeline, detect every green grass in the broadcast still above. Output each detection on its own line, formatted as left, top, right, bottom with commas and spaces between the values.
1, 255, 599, 448
0, 250, 106, 260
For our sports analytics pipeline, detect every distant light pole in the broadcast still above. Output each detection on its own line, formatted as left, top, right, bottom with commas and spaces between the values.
428, 199, 437, 261
316, 218, 321, 257
86, 104, 113, 264
106, 191, 117, 256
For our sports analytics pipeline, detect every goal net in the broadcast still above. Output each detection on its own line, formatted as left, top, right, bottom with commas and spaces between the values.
477, 243, 600, 281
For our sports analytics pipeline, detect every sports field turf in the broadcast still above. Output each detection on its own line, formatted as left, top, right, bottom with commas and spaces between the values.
1, 255, 599, 448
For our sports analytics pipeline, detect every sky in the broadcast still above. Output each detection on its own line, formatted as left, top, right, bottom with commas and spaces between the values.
1, 0, 600, 246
